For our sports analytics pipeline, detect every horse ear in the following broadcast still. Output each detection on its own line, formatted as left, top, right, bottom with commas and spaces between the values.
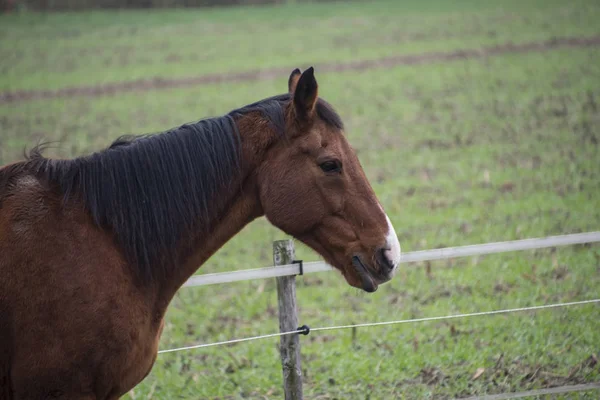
288, 68, 301, 93
292, 66, 318, 118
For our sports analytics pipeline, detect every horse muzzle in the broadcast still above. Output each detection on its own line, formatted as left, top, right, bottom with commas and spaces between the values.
351, 254, 395, 293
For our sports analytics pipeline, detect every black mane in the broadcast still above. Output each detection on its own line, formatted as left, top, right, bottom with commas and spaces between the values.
25, 94, 343, 283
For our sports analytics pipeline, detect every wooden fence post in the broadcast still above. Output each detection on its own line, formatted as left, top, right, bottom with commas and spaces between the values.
274, 239, 303, 400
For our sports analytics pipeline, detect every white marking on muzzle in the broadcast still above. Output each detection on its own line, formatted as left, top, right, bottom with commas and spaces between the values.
384, 214, 401, 273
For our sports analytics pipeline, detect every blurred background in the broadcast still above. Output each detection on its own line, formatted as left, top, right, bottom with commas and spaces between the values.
1, 0, 599, 398
2, 0, 320, 11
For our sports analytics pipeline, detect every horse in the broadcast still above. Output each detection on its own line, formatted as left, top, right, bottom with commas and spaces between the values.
0, 67, 401, 399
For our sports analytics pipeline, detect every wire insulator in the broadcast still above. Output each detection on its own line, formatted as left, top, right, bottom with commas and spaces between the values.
297, 325, 310, 335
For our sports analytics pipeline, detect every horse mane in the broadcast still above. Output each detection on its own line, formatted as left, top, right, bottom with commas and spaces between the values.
23, 93, 343, 283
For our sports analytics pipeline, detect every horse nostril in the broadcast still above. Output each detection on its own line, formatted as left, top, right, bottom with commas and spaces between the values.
376, 247, 395, 273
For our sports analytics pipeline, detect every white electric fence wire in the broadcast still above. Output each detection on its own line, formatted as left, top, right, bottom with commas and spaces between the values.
158, 329, 303, 354
307, 299, 600, 333
158, 298, 599, 354
184, 232, 600, 287
458, 382, 600, 400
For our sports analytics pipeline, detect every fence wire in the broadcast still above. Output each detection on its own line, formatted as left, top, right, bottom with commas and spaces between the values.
158, 298, 599, 354
459, 382, 600, 400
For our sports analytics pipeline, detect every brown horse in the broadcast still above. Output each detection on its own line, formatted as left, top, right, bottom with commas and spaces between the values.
0, 68, 401, 399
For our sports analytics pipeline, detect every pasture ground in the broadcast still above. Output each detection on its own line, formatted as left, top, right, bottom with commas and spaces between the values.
1, 0, 599, 398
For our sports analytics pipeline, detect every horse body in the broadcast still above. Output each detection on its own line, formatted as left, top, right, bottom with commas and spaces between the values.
0, 171, 162, 399
0, 68, 401, 399
0, 128, 261, 399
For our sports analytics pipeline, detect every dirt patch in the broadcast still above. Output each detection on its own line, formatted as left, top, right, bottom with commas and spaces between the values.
1, 35, 599, 105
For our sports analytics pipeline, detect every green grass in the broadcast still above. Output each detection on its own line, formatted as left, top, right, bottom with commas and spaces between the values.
1, 1, 599, 399
1, 0, 600, 91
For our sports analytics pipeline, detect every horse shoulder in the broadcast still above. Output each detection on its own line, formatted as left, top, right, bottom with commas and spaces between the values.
0, 171, 162, 397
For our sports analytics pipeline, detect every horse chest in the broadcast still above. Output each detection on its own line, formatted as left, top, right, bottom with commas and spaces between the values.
109, 319, 163, 396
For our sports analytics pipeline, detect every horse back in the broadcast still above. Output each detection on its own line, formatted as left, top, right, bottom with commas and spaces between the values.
0, 161, 30, 400
0, 161, 27, 205
0, 162, 163, 398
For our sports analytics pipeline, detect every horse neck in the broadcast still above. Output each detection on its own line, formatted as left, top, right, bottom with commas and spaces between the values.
152, 114, 275, 314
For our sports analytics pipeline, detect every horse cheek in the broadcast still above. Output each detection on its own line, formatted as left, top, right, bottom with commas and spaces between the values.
261, 179, 324, 235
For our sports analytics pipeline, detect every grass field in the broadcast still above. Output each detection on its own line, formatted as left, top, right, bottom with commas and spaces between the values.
1, 0, 599, 398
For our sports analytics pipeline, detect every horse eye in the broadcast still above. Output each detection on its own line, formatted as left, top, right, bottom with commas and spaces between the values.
319, 160, 342, 174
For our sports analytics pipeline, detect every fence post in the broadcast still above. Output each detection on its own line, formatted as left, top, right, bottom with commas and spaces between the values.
274, 239, 303, 400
